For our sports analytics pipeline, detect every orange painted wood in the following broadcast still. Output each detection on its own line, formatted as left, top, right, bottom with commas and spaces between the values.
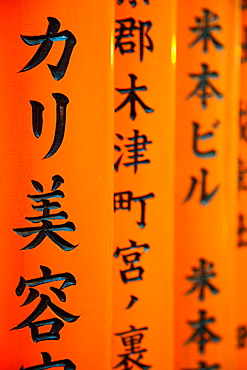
0, 1, 114, 369
174, 1, 240, 369
237, 3, 247, 370
113, 1, 176, 369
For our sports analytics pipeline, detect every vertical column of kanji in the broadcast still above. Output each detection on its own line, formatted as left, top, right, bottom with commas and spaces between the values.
175, 1, 239, 370
0, 1, 114, 369
113, 0, 176, 369
237, 1, 247, 368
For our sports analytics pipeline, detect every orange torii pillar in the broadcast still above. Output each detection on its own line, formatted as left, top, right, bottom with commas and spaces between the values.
174, 1, 240, 369
237, 2, 247, 369
113, 1, 176, 369
0, 1, 114, 369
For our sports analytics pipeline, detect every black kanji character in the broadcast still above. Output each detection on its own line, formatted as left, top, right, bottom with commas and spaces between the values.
30, 93, 69, 159
242, 0, 247, 10
238, 214, 247, 247
117, 0, 149, 7
114, 130, 152, 173
19, 17, 76, 80
12, 265, 79, 342
186, 258, 219, 301
186, 310, 221, 354
115, 74, 154, 120
239, 101, 247, 142
114, 239, 149, 284
114, 325, 151, 370
184, 169, 219, 206
13, 175, 77, 251
188, 63, 223, 109
115, 18, 153, 62
20, 352, 76, 370
239, 159, 247, 191
242, 27, 247, 62
193, 122, 217, 158
183, 361, 220, 370
238, 326, 247, 348
114, 191, 154, 228
189, 9, 223, 53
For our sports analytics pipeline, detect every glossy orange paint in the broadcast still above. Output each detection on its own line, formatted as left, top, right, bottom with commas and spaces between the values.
174, 1, 240, 369
0, 1, 114, 369
113, 1, 176, 369
237, 4, 247, 370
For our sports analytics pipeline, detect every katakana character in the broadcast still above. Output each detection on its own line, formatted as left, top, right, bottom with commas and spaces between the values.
189, 9, 223, 53
19, 17, 76, 80
115, 18, 153, 62
114, 130, 152, 173
115, 74, 154, 120
13, 175, 77, 251
20, 352, 76, 370
186, 258, 219, 301
114, 325, 151, 370
114, 240, 149, 284
114, 191, 154, 228
193, 122, 217, 158
12, 265, 79, 342
186, 310, 221, 354
30, 93, 69, 159
184, 169, 219, 205
238, 214, 247, 247
188, 63, 223, 109
126, 295, 138, 310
